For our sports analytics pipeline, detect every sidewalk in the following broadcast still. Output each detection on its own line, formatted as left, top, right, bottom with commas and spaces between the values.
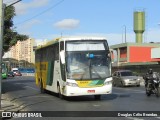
1, 94, 21, 112
0, 94, 21, 119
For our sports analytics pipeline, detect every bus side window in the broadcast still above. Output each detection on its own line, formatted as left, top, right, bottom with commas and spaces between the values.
60, 41, 64, 51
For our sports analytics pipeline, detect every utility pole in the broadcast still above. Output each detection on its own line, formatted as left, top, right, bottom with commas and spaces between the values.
124, 25, 126, 43
0, 0, 22, 109
123, 25, 127, 43
0, 0, 4, 109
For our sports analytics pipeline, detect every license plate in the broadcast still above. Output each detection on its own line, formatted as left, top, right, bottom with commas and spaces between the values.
88, 90, 95, 93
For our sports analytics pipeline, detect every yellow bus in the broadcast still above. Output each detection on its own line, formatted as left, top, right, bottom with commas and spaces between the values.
35, 37, 112, 100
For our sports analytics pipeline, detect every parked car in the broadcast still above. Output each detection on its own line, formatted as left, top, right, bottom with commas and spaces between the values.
2, 72, 7, 79
12, 70, 19, 74
14, 71, 22, 76
8, 71, 15, 77
112, 70, 140, 87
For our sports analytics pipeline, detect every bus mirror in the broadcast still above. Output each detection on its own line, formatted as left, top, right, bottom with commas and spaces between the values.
60, 50, 65, 64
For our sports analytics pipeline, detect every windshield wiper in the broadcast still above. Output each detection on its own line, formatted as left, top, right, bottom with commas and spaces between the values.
79, 67, 89, 80
70, 66, 88, 72
91, 67, 103, 79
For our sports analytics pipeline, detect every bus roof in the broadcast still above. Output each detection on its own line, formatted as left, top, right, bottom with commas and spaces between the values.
61, 36, 106, 41
36, 36, 107, 50
36, 38, 60, 50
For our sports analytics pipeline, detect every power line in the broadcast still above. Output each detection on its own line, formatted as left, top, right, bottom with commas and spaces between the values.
15, 0, 64, 26
7, 0, 22, 7
4, 0, 18, 4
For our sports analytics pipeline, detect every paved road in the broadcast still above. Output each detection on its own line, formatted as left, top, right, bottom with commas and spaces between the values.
1, 76, 160, 120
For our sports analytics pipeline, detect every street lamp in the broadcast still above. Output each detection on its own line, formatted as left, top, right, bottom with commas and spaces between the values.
122, 25, 127, 43
123, 25, 127, 43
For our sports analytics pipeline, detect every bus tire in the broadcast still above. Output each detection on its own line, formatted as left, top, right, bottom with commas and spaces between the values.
40, 80, 45, 94
58, 85, 63, 99
136, 84, 140, 87
94, 95, 101, 100
121, 82, 125, 87
156, 88, 160, 97
113, 82, 116, 87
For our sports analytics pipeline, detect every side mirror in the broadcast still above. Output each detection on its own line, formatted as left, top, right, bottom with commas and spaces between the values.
60, 50, 65, 64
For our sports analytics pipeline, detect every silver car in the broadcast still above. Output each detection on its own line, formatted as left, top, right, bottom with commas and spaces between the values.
112, 70, 140, 87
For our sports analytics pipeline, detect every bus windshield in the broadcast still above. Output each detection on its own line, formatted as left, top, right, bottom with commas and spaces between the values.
66, 40, 111, 80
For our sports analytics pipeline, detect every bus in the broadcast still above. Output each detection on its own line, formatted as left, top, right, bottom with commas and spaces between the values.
2, 63, 7, 79
35, 37, 112, 100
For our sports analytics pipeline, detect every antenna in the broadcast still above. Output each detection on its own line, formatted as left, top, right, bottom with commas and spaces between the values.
61, 32, 63, 38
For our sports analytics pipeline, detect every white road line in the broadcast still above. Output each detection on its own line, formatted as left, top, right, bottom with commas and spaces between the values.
93, 104, 100, 107
114, 87, 145, 93
113, 91, 145, 95
127, 117, 144, 120
25, 85, 39, 91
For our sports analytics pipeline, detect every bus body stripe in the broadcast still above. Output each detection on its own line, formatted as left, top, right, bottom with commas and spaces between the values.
76, 80, 105, 88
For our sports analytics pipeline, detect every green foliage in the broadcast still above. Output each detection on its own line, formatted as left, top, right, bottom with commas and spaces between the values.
3, 6, 28, 52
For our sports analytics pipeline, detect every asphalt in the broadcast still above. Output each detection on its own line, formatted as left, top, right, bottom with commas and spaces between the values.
0, 75, 35, 119
0, 79, 145, 109
0, 76, 145, 119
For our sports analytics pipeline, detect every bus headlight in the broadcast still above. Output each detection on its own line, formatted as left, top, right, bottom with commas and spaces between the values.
66, 82, 78, 87
104, 80, 112, 85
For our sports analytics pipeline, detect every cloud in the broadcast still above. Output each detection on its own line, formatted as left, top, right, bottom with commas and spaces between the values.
35, 39, 48, 46
22, 19, 41, 29
145, 28, 160, 43
67, 32, 135, 45
34, 28, 160, 47
54, 19, 80, 30
16, 19, 41, 36
13, 0, 50, 15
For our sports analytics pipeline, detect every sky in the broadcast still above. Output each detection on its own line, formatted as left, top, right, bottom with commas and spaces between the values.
3, 0, 160, 46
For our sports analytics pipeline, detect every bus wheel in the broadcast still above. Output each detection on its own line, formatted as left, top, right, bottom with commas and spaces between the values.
113, 82, 116, 87
94, 95, 101, 100
121, 82, 125, 87
58, 85, 63, 99
40, 80, 45, 93
156, 88, 160, 97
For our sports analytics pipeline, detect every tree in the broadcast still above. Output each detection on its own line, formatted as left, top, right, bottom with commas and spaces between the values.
3, 6, 28, 53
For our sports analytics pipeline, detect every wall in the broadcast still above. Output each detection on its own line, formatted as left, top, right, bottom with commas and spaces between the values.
129, 46, 160, 62
120, 47, 127, 58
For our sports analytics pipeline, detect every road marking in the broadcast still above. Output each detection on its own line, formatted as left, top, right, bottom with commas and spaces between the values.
127, 117, 144, 120
25, 85, 39, 91
114, 87, 145, 93
93, 104, 100, 107
113, 91, 145, 95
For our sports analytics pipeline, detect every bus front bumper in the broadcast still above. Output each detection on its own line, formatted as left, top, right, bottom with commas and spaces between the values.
64, 84, 112, 96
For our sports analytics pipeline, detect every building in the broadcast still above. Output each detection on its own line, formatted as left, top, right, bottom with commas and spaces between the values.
110, 11, 160, 74
111, 42, 160, 66
3, 38, 35, 65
